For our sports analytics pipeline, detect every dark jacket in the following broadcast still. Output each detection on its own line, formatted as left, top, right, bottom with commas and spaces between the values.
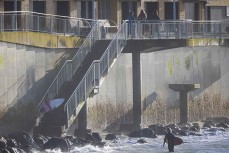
164, 132, 175, 146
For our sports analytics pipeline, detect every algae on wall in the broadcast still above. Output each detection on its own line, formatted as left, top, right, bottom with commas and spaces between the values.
87, 45, 229, 131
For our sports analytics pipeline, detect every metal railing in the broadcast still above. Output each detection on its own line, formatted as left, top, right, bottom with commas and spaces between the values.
64, 22, 127, 126
38, 21, 102, 109
0, 11, 97, 37
126, 20, 229, 39
63, 19, 229, 127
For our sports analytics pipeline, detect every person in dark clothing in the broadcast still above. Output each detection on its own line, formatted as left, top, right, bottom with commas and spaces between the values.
163, 128, 175, 152
127, 11, 136, 38
148, 9, 160, 38
137, 10, 148, 37
137, 10, 147, 20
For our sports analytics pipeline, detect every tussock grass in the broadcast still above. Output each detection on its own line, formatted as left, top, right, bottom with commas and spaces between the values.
88, 92, 229, 131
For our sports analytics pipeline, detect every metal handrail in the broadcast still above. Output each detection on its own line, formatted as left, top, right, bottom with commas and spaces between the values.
64, 21, 127, 126
0, 11, 96, 36
63, 19, 229, 127
126, 20, 229, 39
38, 20, 101, 109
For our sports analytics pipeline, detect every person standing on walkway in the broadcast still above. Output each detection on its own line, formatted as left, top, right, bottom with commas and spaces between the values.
163, 127, 175, 152
148, 9, 160, 38
127, 11, 136, 38
137, 10, 148, 37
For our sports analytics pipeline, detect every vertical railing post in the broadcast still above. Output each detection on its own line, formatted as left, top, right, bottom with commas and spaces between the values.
98, 62, 100, 86
166, 21, 169, 37
107, 48, 109, 73
57, 76, 59, 95
64, 18, 67, 36
38, 14, 40, 32
214, 22, 216, 38
0, 14, 2, 32
66, 105, 69, 128
93, 63, 95, 88
84, 78, 87, 102
50, 17, 52, 33
116, 35, 119, 58
23, 12, 26, 31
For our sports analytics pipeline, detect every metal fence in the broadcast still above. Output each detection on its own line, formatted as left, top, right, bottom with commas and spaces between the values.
0, 11, 97, 37
38, 21, 101, 110
63, 19, 229, 127
64, 21, 127, 127
127, 20, 229, 39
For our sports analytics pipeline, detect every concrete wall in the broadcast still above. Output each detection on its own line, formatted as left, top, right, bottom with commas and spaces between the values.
0, 42, 76, 135
87, 45, 229, 131
0, 32, 82, 48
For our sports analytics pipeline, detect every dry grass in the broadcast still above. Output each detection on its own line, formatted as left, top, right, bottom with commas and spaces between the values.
88, 92, 229, 131
88, 100, 132, 131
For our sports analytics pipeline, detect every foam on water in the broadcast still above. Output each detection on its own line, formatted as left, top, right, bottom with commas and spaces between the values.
45, 130, 229, 153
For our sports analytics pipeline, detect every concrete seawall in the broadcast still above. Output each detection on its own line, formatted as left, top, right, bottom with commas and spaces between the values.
0, 42, 77, 135
87, 44, 229, 131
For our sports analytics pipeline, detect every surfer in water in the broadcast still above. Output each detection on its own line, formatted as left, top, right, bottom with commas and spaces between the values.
163, 127, 175, 152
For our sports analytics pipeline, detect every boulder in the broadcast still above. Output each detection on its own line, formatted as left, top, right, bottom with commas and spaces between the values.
129, 128, 157, 138
105, 134, 117, 140
203, 121, 215, 128
128, 130, 141, 138
92, 133, 102, 142
43, 137, 69, 152
141, 128, 157, 138
137, 139, 147, 144
148, 124, 166, 135
216, 123, 229, 128
8, 132, 38, 149
0, 137, 7, 150
6, 139, 20, 148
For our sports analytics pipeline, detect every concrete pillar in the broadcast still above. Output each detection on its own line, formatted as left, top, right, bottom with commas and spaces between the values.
179, 0, 185, 20
110, 0, 118, 25
117, 0, 122, 26
78, 102, 87, 130
46, 0, 54, 15
180, 91, 188, 124
169, 84, 200, 124
21, 0, 29, 11
70, 0, 77, 17
119, 51, 142, 131
200, 2, 206, 20
132, 51, 142, 126
0, 1, 3, 11
159, 0, 164, 20
74, 102, 90, 138
76, 1, 81, 18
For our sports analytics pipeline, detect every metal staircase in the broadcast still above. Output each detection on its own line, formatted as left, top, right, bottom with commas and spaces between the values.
64, 21, 127, 131
37, 21, 101, 109
34, 22, 127, 136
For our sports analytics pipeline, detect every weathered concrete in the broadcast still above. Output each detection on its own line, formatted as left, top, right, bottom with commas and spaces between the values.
132, 51, 142, 126
0, 32, 83, 48
122, 39, 187, 53
0, 42, 77, 135
87, 43, 229, 131
169, 84, 200, 124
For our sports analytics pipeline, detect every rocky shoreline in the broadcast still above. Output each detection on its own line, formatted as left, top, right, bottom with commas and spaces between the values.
0, 117, 228, 153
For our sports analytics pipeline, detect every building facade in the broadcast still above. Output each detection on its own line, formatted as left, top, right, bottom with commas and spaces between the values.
0, 0, 228, 25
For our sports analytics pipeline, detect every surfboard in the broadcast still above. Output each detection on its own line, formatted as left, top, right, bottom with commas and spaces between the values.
40, 98, 65, 113
165, 137, 183, 146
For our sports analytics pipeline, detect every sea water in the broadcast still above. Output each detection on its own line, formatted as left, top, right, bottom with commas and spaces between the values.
45, 129, 229, 153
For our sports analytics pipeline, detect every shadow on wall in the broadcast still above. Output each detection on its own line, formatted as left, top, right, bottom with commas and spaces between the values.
143, 92, 157, 111
0, 46, 77, 136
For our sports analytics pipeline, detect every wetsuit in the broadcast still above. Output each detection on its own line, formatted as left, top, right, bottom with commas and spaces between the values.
164, 132, 175, 152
